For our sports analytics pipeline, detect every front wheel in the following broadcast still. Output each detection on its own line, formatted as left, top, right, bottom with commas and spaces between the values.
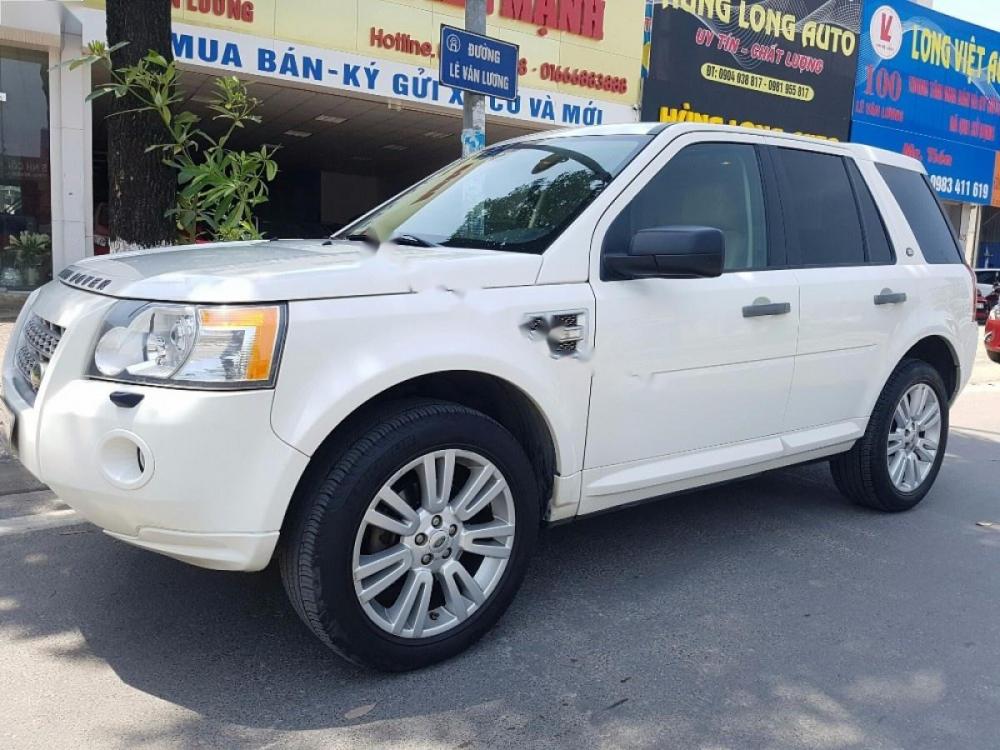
830, 359, 948, 512
279, 401, 540, 671
988, 349, 1000, 364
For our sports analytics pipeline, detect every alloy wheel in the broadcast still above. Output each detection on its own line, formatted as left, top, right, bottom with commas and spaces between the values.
886, 383, 942, 493
351, 449, 516, 639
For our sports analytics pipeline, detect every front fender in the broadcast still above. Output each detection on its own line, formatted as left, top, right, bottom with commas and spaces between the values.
270, 286, 595, 477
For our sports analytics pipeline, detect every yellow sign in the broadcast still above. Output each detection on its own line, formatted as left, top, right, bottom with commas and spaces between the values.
82, 0, 644, 105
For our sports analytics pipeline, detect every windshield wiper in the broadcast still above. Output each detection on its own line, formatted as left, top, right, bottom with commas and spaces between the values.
341, 229, 380, 248
390, 234, 437, 247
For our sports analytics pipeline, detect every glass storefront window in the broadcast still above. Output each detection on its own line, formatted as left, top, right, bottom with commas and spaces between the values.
0, 46, 51, 291
979, 206, 1000, 269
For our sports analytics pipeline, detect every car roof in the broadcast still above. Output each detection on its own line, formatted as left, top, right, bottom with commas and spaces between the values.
508, 123, 924, 173
513, 123, 668, 139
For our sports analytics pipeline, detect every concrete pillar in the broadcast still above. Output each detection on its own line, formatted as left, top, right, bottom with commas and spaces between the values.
48, 31, 93, 272
962, 204, 981, 267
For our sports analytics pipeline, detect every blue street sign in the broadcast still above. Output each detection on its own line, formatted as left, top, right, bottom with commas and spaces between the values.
439, 25, 519, 101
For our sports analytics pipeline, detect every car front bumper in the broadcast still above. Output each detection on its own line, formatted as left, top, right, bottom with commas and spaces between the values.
1, 282, 309, 571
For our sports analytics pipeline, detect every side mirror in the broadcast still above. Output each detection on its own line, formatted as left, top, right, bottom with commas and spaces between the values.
603, 226, 725, 280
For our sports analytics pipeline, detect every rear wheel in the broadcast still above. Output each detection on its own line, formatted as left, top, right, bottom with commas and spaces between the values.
279, 401, 540, 671
830, 359, 948, 512
988, 349, 1000, 364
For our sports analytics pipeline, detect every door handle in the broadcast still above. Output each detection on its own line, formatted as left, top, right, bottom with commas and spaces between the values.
742, 301, 791, 318
874, 289, 907, 305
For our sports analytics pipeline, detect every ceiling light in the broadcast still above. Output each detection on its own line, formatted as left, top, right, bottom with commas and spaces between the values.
315, 114, 347, 124
382, 144, 407, 151
283, 130, 313, 138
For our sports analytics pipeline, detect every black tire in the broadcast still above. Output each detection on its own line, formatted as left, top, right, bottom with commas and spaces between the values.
988, 349, 1000, 364
279, 400, 540, 671
830, 359, 949, 512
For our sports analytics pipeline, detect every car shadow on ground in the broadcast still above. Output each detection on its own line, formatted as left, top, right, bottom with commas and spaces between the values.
3, 432, 1000, 747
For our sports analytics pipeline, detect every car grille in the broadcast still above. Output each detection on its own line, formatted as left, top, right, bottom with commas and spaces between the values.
16, 314, 65, 395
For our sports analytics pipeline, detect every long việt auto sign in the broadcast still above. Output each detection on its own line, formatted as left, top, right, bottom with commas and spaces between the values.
640, 0, 862, 140
851, 0, 1000, 206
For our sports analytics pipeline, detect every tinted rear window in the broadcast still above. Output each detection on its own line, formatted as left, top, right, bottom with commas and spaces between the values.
845, 160, 894, 264
876, 164, 963, 264
773, 148, 865, 266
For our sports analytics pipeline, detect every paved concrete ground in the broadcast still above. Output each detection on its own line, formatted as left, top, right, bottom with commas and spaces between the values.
0, 324, 998, 749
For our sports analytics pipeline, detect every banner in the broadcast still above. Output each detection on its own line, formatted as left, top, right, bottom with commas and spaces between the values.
851, 1, 1000, 206
641, 0, 862, 140
80, 0, 645, 109
72, 6, 636, 128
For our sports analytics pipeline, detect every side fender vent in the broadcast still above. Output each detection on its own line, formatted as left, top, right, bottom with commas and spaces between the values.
521, 310, 590, 359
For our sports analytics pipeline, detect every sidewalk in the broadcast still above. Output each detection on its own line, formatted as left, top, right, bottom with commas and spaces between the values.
0, 457, 62, 522
0, 293, 67, 528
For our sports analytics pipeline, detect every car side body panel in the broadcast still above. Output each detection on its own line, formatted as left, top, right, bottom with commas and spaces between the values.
574, 125, 976, 516
269, 284, 596, 520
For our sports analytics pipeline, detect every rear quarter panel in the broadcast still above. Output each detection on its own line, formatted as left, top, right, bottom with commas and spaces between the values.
856, 158, 977, 410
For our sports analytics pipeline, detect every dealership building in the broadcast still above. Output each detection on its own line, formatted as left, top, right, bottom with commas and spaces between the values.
1, 0, 998, 293
851, 0, 1000, 271
0, 0, 645, 291
642, 0, 998, 269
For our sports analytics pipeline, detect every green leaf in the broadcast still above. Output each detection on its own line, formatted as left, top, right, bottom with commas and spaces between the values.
85, 87, 113, 103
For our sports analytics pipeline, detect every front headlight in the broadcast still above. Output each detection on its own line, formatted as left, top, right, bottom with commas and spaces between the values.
90, 302, 285, 389
991, 304, 1000, 320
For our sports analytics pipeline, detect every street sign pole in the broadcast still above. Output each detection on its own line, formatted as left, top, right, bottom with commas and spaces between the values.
462, 0, 487, 156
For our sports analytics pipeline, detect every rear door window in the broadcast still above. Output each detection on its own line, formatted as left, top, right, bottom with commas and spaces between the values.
845, 160, 894, 264
772, 148, 865, 266
876, 164, 964, 264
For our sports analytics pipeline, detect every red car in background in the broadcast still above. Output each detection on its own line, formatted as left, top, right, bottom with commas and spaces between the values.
986, 304, 1000, 363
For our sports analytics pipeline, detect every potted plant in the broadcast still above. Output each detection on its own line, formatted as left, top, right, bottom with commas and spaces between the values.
1, 236, 23, 288
7, 231, 51, 288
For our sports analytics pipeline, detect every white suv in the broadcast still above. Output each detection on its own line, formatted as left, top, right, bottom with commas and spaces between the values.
1, 124, 978, 670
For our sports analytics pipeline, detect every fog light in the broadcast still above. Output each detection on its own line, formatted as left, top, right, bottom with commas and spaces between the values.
98, 429, 154, 490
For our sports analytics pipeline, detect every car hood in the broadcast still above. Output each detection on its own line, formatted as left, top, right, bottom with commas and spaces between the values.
58, 239, 543, 303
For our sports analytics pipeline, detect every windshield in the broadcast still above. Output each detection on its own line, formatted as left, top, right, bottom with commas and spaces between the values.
336, 134, 652, 254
